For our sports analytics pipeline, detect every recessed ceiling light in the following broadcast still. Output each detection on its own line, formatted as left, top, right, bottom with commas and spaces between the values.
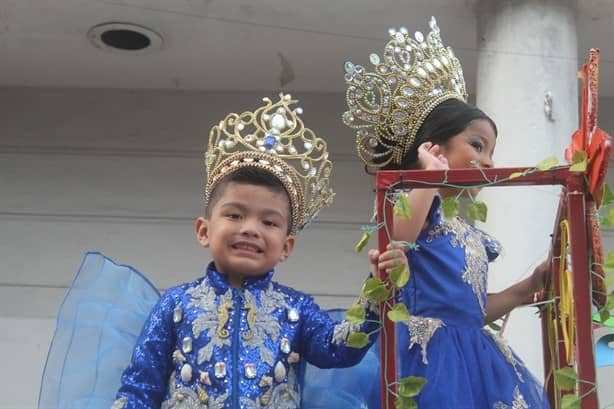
88, 22, 163, 53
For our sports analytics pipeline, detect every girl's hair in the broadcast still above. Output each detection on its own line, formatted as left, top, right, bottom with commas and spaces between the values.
381, 98, 497, 170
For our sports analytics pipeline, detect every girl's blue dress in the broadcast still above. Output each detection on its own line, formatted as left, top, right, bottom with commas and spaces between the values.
398, 196, 550, 408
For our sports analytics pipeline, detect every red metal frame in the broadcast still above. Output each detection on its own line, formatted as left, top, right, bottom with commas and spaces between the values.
373, 49, 612, 409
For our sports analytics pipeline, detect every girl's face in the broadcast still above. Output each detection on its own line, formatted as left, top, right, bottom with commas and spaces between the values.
438, 119, 497, 198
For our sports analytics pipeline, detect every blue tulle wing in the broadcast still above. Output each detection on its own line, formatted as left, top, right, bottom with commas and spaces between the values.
38, 252, 160, 409
301, 309, 381, 409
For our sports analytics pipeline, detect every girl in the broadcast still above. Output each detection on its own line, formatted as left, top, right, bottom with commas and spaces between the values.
343, 18, 550, 408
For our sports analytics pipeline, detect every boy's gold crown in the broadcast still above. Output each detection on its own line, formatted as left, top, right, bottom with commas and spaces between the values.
205, 93, 334, 234
342, 17, 467, 169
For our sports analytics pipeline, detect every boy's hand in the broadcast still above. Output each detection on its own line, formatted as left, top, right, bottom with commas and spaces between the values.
368, 244, 409, 277
417, 142, 448, 170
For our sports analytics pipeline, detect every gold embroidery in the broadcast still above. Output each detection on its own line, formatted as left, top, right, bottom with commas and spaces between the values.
217, 301, 233, 339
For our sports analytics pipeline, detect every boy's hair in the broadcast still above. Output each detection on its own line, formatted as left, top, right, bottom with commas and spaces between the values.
205, 167, 293, 235
379, 99, 498, 170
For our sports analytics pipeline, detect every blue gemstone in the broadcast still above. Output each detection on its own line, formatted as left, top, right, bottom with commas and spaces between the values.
264, 135, 276, 149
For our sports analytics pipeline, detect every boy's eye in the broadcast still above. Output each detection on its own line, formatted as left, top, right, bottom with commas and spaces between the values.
227, 213, 241, 220
263, 220, 277, 227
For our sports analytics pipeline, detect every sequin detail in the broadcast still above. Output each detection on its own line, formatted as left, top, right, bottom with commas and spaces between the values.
484, 329, 525, 382
241, 366, 300, 409
111, 397, 127, 409
186, 283, 233, 364
426, 217, 502, 315
493, 386, 528, 409
242, 286, 291, 366
162, 378, 229, 409
404, 315, 444, 364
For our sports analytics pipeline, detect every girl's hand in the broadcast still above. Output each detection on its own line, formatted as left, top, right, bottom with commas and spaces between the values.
530, 260, 550, 293
368, 244, 408, 276
417, 142, 449, 170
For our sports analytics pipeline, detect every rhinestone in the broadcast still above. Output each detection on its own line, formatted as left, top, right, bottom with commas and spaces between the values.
410, 77, 421, 87
433, 59, 442, 69
342, 111, 354, 123
264, 135, 276, 149
304, 142, 313, 150
256, 139, 264, 146
388, 28, 396, 36
182, 337, 193, 354
425, 62, 435, 72
236, 123, 244, 131
244, 363, 258, 379
296, 107, 303, 114
441, 56, 449, 66
288, 308, 299, 322
396, 98, 409, 108
280, 338, 291, 354
368, 137, 378, 148
395, 32, 405, 43
401, 86, 414, 96
289, 146, 297, 154
417, 67, 427, 78
288, 352, 300, 364
388, 77, 397, 85
344, 73, 353, 82
394, 46, 401, 53
258, 146, 266, 152
377, 65, 388, 74
415, 31, 424, 42
173, 306, 183, 323
344, 61, 355, 74
393, 110, 407, 121
271, 113, 286, 131
393, 125, 406, 134
199, 371, 212, 386
262, 114, 270, 121
302, 163, 309, 170
274, 361, 287, 382
245, 134, 254, 142
399, 26, 408, 35
180, 364, 193, 382
369, 53, 380, 65
286, 120, 293, 127
429, 17, 440, 33
308, 168, 316, 177
359, 128, 368, 137
276, 145, 284, 152
214, 362, 227, 379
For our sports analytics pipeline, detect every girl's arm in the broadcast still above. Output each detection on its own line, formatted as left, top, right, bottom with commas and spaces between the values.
391, 142, 448, 243
485, 260, 549, 323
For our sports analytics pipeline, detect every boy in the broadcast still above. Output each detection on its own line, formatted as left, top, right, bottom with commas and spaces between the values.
112, 94, 406, 408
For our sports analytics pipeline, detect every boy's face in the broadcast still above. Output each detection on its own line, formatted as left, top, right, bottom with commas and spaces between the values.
195, 182, 295, 287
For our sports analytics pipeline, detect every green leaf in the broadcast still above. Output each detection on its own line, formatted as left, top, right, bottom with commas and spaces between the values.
395, 396, 417, 409
362, 277, 389, 302
602, 207, 614, 228
390, 263, 410, 288
387, 303, 411, 322
355, 231, 371, 253
601, 184, 614, 208
466, 201, 488, 222
561, 394, 581, 409
600, 308, 610, 323
536, 156, 559, 171
604, 252, 614, 273
442, 197, 460, 219
569, 150, 588, 173
346, 332, 369, 348
509, 171, 526, 179
554, 366, 578, 391
394, 193, 412, 219
398, 376, 427, 398
345, 304, 366, 325
488, 321, 502, 331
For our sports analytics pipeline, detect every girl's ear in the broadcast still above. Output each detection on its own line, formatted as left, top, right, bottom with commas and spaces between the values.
195, 217, 210, 248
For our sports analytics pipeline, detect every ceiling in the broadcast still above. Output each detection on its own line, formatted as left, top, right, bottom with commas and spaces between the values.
1, 0, 613, 96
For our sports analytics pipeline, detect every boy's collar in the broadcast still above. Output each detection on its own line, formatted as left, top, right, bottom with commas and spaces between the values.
205, 261, 274, 291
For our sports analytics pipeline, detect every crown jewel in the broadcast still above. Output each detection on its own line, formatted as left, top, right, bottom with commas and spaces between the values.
205, 93, 334, 234
343, 17, 467, 168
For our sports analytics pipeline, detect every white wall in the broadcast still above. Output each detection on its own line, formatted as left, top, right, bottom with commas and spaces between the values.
2, 87, 614, 408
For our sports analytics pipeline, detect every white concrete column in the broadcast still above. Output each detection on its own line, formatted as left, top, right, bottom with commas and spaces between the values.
475, 0, 579, 381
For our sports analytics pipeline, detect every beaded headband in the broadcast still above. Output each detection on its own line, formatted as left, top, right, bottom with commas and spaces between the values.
343, 17, 467, 169
205, 94, 334, 234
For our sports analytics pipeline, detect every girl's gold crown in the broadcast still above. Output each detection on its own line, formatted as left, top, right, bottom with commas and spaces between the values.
205, 93, 334, 234
343, 17, 467, 169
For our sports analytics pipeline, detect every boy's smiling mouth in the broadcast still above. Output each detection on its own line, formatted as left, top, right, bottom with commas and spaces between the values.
231, 241, 264, 254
